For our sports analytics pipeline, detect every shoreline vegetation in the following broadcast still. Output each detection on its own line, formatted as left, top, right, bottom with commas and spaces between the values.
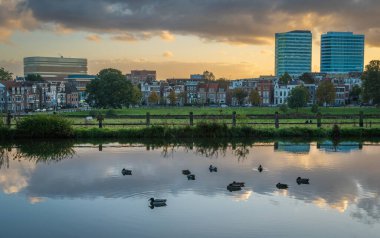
1, 114, 380, 140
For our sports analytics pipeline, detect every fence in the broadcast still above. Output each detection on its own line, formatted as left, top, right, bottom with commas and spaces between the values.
3, 111, 378, 129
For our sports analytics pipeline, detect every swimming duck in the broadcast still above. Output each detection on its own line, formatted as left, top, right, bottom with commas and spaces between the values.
276, 183, 288, 189
296, 177, 310, 184
227, 183, 242, 191
209, 165, 218, 172
231, 181, 245, 187
121, 168, 132, 175
182, 170, 191, 175
149, 198, 167, 207
258, 165, 263, 172
187, 174, 196, 180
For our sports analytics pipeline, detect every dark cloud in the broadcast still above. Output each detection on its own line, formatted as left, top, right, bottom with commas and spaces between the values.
2, 0, 380, 45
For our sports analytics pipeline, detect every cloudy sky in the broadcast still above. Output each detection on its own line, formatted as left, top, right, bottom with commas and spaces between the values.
1, 0, 380, 79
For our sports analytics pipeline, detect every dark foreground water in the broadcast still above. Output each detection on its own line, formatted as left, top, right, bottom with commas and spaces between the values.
0, 140, 380, 238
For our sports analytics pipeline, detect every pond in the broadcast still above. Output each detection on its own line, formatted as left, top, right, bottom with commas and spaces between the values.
0, 140, 380, 238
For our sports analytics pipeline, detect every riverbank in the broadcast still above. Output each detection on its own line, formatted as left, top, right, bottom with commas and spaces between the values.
2, 123, 380, 140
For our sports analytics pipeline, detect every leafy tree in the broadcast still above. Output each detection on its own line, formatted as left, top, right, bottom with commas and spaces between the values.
349, 85, 361, 103
131, 86, 142, 105
148, 91, 160, 105
362, 60, 380, 104
0, 67, 13, 81
249, 89, 260, 106
233, 88, 248, 106
25, 74, 43, 81
316, 80, 336, 106
279, 72, 292, 85
216, 78, 229, 88
168, 90, 177, 105
86, 68, 133, 108
299, 73, 315, 84
203, 71, 215, 81
287, 86, 309, 112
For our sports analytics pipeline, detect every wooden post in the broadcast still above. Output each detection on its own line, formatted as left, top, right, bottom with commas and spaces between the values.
189, 112, 194, 126
146, 112, 150, 126
317, 112, 322, 128
232, 111, 236, 127
98, 144, 103, 151
359, 111, 364, 128
275, 112, 279, 129
98, 119, 103, 128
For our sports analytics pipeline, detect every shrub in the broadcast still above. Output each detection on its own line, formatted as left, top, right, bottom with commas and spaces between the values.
16, 115, 74, 138
311, 104, 319, 113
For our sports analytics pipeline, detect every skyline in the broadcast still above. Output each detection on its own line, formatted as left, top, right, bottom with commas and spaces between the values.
1, 0, 380, 79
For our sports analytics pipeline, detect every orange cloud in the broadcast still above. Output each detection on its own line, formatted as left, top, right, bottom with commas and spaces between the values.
160, 31, 175, 41
162, 51, 173, 58
86, 34, 102, 42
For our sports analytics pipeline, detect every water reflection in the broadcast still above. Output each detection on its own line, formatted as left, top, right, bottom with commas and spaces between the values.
0, 139, 380, 236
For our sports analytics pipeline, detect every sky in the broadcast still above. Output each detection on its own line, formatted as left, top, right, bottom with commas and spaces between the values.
1, 0, 380, 80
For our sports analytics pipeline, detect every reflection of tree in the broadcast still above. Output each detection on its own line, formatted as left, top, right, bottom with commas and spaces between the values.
15, 140, 76, 163
232, 143, 250, 161
0, 145, 12, 169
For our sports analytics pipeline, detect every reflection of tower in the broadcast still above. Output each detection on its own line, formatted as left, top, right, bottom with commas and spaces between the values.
317, 141, 362, 152
274, 142, 310, 154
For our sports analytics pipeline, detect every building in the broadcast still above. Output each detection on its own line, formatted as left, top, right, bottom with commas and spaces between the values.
24, 56, 87, 83
321, 32, 365, 73
126, 70, 156, 85
0, 81, 40, 112
0, 83, 6, 112
275, 30, 312, 77
65, 74, 96, 102
274, 81, 299, 105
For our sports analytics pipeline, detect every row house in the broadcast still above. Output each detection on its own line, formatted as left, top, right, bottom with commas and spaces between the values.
0, 83, 6, 112
141, 81, 161, 105
0, 81, 40, 113
274, 81, 300, 105
198, 83, 226, 105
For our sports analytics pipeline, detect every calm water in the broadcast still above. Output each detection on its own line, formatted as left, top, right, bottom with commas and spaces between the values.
0, 140, 380, 238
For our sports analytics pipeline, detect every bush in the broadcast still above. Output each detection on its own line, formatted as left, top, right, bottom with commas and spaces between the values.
89, 110, 101, 118
311, 104, 319, 113
279, 104, 288, 113
16, 115, 74, 138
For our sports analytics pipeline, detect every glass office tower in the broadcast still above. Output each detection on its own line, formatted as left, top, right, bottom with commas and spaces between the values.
320, 32, 364, 73
275, 30, 312, 77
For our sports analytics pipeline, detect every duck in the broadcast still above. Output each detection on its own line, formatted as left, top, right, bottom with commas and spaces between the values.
209, 165, 218, 172
296, 177, 310, 184
227, 183, 242, 191
182, 170, 191, 175
187, 174, 196, 180
276, 183, 288, 189
258, 165, 263, 173
121, 168, 132, 175
149, 198, 167, 207
231, 181, 245, 187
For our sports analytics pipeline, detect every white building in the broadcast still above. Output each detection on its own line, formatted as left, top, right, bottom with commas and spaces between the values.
274, 81, 300, 105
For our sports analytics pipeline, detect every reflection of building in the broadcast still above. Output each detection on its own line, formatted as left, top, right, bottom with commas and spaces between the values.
24, 56, 88, 83
317, 141, 363, 152
275, 30, 312, 77
274, 142, 311, 154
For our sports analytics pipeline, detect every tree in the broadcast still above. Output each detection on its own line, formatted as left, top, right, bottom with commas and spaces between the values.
86, 68, 133, 108
131, 86, 142, 106
203, 71, 215, 81
287, 86, 309, 112
168, 90, 177, 106
316, 80, 336, 106
0, 67, 13, 81
216, 78, 230, 88
249, 89, 260, 106
299, 73, 315, 84
279, 72, 292, 85
362, 60, 380, 104
233, 88, 248, 106
148, 91, 160, 105
25, 74, 43, 81
349, 85, 361, 104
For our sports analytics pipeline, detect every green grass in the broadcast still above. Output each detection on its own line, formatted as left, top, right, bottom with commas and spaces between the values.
60, 106, 380, 116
